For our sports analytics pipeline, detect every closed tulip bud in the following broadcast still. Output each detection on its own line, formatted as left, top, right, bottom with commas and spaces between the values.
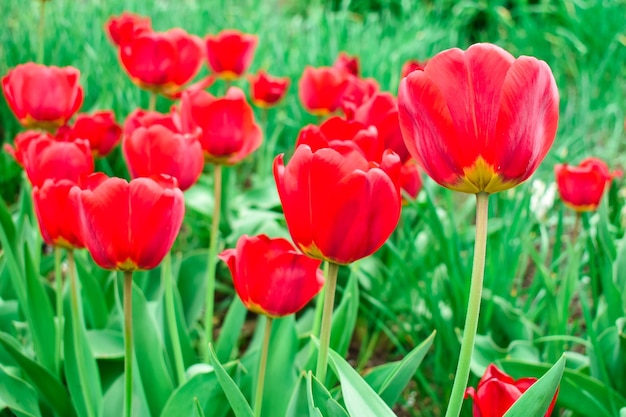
248, 71, 290, 108
205, 29, 258, 80
57, 110, 122, 157
333, 52, 360, 77
298, 66, 350, 116
219, 234, 325, 317
33, 179, 84, 249
123, 108, 180, 137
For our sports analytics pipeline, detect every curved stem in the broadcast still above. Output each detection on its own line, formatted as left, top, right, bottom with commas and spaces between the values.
254, 317, 272, 417
444, 192, 489, 417
163, 251, 186, 385
315, 262, 339, 382
54, 247, 63, 378
67, 250, 97, 417
123, 271, 134, 417
36, 0, 46, 63
203, 164, 223, 362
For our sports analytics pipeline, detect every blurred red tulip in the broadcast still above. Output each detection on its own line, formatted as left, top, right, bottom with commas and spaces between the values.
340, 75, 379, 116
333, 52, 360, 76
205, 29, 257, 80
2, 63, 84, 131
398, 43, 559, 194
119, 28, 204, 97
123, 124, 204, 191
400, 159, 423, 202
298, 66, 349, 116
274, 144, 402, 264
179, 87, 262, 164
248, 70, 290, 108
71, 173, 184, 271
4, 130, 48, 166
219, 234, 325, 317
33, 179, 84, 249
104, 12, 152, 49
123, 108, 180, 137
400, 59, 427, 78
554, 157, 621, 212
57, 110, 122, 157
465, 364, 558, 417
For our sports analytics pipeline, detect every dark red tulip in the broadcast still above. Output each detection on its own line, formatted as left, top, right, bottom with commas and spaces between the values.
57, 110, 122, 157
2, 63, 84, 131
104, 12, 152, 49
398, 43, 559, 194
219, 234, 325, 318
400, 59, 427, 78
248, 70, 290, 108
179, 87, 262, 164
298, 66, 349, 116
205, 29, 257, 80
71, 173, 184, 271
274, 144, 402, 264
465, 364, 558, 417
33, 179, 84, 249
554, 157, 621, 212
333, 52, 360, 76
123, 124, 204, 191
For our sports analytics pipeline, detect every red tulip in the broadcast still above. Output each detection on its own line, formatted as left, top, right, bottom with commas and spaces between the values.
123, 108, 180, 137
219, 234, 325, 317
248, 70, 290, 108
298, 66, 349, 116
71, 173, 185, 271
2, 63, 84, 131
205, 29, 257, 80
179, 87, 262, 164
274, 144, 402, 264
554, 157, 621, 212
119, 28, 204, 97
398, 43, 559, 194
333, 52, 360, 76
57, 110, 122, 157
104, 12, 152, 49
400, 159, 423, 202
465, 364, 558, 417
4, 130, 48, 167
400, 59, 427, 78
123, 124, 204, 191
340, 75, 379, 116
33, 179, 84, 249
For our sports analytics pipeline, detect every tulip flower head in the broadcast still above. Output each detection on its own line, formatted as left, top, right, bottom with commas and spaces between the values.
333, 52, 360, 76
2, 63, 84, 131
123, 108, 180, 137
72, 173, 185, 271
205, 29, 257, 80
248, 71, 290, 108
57, 110, 122, 157
400, 159, 423, 202
104, 12, 152, 50
398, 43, 559, 194
219, 234, 325, 317
33, 179, 84, 249
465, 364, 558, 417
554, 157, 621, 212
298, 66, 350, 117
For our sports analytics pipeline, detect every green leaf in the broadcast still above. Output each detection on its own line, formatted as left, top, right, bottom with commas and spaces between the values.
74, 254, 109, 329
330, 272, 359, 357
159, 369, 228, 417
215, 297, 247, 362
307, 372, 349, 417
0, 332, 76, 417
86, 329, 124, 360
100, 374, 151, 417
207, 345, 255, 417
0, 365, 42, 417
177, 250, 209, 327
503, 355, 565, 417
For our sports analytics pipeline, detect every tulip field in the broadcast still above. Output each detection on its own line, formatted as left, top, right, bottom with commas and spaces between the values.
1, 0, 626, 416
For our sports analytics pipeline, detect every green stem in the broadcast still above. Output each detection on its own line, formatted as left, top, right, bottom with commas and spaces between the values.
54, 247, 63, 378
254, 317, 272, 417
203, 164, 223, 362
124, 271, 134, 417
315, 262, 339, 382
311, 262, 329, 337
148, 92, 157, 111
444, 192, 489, 417
67, 250, 97, 417
163, 252, 186, 385
36, 0, 46, 64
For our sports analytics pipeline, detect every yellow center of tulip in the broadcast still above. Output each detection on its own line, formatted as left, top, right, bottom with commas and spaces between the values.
117, 258, 139, 272
449, 157, 519, 194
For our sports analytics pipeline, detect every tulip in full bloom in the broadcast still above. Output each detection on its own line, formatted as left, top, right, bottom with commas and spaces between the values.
554, 157, 621, 212
179, 87, 262, 164
398, 43, 559, 194
71, 173, 185, 271
333, 52, 360, 76
298, 66, 349, 116
219, 234, 325, 317
2, 63, 84, 131
57, 110, 122, 157
205, 29, 257, 80
33, 179, 84, 249
465, 364, 558, 417
274, 144, 402, 264
248, 71, 290, 108
104, 12, 152, 49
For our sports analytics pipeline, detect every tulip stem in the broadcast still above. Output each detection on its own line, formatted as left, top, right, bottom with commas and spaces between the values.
444, 192, 489, 417
148, 93, 157, 112
54, 247, 63, 378
67, 250, 97, 417
315, 262, 339, 383
311, 262, 329, 337
254, 317, 272, 417
163, 251, 186, 385
203, 163, 223, 363
123, 271, 134, 417
36, 0, 46, 64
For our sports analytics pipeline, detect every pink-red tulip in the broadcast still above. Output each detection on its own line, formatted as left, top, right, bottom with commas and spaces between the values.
104, 12, 152, 49
274, 144, 402, 264
465, 364, 558, 417
2, 63, 84, 131
333, 52, 360, 76
179, 87, 262, 164
398, 43, 559, 194
205, 29, 257, 80
219, 234, 325, 317
71, 173, 184, 271
554, 157, 621, 212
57, 110, 122, 157
33, 179, 84, 249
248, 71, 290, 108
298, 66, 349, 116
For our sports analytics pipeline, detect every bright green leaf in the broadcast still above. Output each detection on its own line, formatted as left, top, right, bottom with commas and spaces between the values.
0, 365, 42, 417
207, 345, 254, 417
